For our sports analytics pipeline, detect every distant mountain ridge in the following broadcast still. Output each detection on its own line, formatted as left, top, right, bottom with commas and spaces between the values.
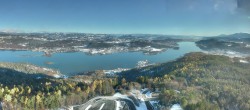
203, 33, 250, 39
196, 33, 250, 54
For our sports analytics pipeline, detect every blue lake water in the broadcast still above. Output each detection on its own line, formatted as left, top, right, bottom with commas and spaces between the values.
0, 42, 202, 75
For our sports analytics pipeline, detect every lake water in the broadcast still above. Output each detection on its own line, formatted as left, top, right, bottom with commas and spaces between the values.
0, 42, 202, 75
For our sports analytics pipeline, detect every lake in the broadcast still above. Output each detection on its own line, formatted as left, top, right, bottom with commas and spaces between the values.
0, 42, 202, 75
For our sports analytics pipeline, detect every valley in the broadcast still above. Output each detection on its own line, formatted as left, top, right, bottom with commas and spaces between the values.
0, 33, 250, 110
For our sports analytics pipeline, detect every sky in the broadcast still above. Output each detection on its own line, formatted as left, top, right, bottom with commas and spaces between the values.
0, 0, 249, 36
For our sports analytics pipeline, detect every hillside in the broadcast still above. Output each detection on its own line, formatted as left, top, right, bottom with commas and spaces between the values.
0, 62, 60, 77
0, 63, 117, 109
196, 33, 250, 55
119, 52, 250, 110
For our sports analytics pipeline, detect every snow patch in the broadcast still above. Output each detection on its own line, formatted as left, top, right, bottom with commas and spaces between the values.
99, 103, 105, 110
170, 104, 183, 110
113, 93, 135, 103
113, 93, 129, 99
115, 100, 121, 110
203, 50, 249, 58
85, 105, 92, 110
151, 48, 163, 52
239, 60, 249, 63
174, 90, 180, 93
145, 91, 152, 98
104, 68, 130, 75
226, 51, 237, 55
53, 74, 61, 78
150, 100, 159, 104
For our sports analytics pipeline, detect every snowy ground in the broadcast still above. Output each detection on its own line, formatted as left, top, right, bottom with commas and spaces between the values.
69, 89, 162, 110
239, 59, 249, 63
170, 104, 183, 110
203, 50, 250, 58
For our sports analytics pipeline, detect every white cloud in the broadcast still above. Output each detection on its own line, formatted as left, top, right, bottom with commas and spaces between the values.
212, 0, 237, 14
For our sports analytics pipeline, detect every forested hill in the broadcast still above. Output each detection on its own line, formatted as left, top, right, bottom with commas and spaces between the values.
0, 64, 117, 109
119, 52, 250, 81
196, 33, 250, 54
119, 52, 250, 109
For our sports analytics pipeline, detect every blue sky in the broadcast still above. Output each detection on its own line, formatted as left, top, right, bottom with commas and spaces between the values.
0, 0, 249, 36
